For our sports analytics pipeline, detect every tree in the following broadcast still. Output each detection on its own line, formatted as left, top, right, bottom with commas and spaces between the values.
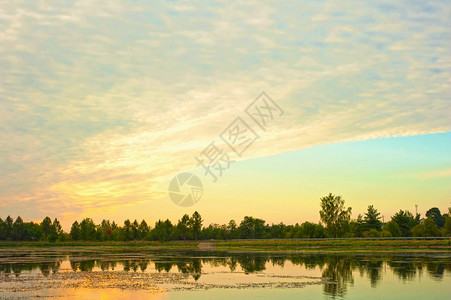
40, 217, 53, 241
298, 221, 325, 238
443, 217, 451, 236
123, 219, 132, 241
270, 223, 286, 239
11, 216, 25, 240
411, 218, 441, 237
239, 216, 266, 239
177, 214, 190, 240
363, 205, 382, 231
23, 222, 42, 241
384, 220, 401, 237
189, 211, 203, 241
4, 215, 14, 240
0, 218, 6, 240
151, 219, 174, 242
132, 219, 139, 240
111, 227, 125, 241
350, 214, 365, 237
53, 218, 63, 236
391, 210, 418, 237
227, 220, 238, 239
138, 220, 150, 240
99, 219, 112, 240
319, 193, 352, 238
425, 207, 445, 228
70, 221, 81, 240
80, 218, 96, 241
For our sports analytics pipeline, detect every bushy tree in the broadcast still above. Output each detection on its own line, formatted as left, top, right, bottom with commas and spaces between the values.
150, 219, 174, 242
270, 223, 286, 239
319, 193, 352, 238
443, 217, 451, 236
227, 220, 239, 239
239, 216, 265, 239
111, 227, 125, 241
23, 222, 42, 241
294, 222, 325, 238
99, 219, 113, 241
391, 210, 418, 237
411, 218, 441, 237
80, 218, 96, 241
425, 207, 445, 228
384, 220, 401, 237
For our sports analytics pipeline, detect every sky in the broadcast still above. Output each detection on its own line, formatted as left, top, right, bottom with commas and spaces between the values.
0, 0, 450, 229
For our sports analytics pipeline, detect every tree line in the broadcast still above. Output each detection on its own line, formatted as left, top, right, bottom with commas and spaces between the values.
1, 193, 450, 242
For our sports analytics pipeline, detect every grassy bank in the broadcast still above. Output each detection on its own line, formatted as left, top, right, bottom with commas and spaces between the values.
0, 240, 199, 249
1, 238, 450, 253
212, 238, 451, 252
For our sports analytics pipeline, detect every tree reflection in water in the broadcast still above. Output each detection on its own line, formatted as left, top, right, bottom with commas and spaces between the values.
321, 255, 354, 297
1, 252, 450, 297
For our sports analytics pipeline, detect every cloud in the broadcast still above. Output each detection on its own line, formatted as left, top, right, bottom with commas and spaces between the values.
0, 0, 450, 224
393, 168, 451, 180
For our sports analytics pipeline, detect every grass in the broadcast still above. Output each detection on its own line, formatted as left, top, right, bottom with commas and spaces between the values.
212, 239, 451, 252
1, 239, 450, 253
0, 240, 199, 249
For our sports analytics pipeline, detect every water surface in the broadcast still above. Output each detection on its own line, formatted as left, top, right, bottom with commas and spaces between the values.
0, 247, 450, 299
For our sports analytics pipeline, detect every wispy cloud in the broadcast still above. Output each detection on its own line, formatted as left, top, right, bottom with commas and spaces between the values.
0, 0, 450, 224
393, 168, 451, 180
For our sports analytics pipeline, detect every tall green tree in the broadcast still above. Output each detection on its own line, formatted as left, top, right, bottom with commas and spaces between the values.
138, 220, 149, 240
319, 193, 352, 238
177, 214, 190, 240
132, 220, 139, 240
40, 216, 53, 241
70, 221, 81, 240
363, 205, 383, 231
0, 218, 6, 240
123, 219, 132, 241
4, 215, 14, 240
11, 216, 25, 240
53, 218, 63, 236
80, 218, 96, 241
189, 211, 203, 241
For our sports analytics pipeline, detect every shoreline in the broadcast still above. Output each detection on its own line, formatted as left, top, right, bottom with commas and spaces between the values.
0, 238, 450, 254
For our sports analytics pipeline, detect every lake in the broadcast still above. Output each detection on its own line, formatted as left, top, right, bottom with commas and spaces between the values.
0, 247, 450, 299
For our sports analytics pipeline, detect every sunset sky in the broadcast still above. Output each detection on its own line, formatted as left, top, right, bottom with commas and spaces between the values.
1, 0, 450, 230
